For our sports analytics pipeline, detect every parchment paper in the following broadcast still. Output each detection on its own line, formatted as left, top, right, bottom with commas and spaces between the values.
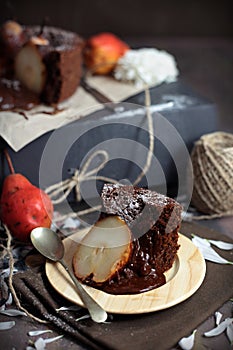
0, 77, 146, 152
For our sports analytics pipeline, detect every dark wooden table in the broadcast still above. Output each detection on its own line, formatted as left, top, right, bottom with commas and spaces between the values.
0, 37, 233, 349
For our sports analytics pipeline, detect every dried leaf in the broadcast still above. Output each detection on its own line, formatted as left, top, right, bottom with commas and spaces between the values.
208, 239, 233, 250
192, 235, 233, 264
178, 329, 196, 350
204, 318, 233, 337
215, 311, 222, 326
28, 329, 53, 336
226, 322, 233, 344
0, 320, 15, 330
0, 309, 27, 317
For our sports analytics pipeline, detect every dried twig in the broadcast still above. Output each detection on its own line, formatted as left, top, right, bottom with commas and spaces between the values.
4, 225, 48, 324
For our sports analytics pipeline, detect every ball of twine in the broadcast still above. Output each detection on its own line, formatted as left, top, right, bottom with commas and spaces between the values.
191, 131, 233, 216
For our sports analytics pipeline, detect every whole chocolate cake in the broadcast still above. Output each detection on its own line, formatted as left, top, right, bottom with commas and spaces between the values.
73, 184, 182, 294
0, 20, 83, 110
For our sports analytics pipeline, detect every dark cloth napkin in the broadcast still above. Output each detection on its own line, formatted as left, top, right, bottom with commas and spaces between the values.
12, 222, 233, 350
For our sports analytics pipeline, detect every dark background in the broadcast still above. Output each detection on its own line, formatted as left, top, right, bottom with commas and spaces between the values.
0, 0, 232, 38
0, 0, 233, 131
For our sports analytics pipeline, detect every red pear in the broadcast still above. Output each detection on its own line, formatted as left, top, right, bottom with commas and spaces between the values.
0, 173, 53, 242
0, 20, 27, 57
84, 32, 129, 75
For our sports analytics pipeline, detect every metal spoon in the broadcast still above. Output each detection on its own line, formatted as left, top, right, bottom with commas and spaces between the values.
30, 227, 108, 323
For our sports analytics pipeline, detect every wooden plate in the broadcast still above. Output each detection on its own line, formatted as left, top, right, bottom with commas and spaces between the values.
46, 231, 206, 314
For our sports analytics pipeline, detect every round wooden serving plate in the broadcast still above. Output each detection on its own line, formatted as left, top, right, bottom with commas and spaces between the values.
46, 230, 206, 314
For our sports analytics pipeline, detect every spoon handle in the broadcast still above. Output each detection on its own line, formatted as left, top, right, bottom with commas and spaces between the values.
60, 259, 108, 323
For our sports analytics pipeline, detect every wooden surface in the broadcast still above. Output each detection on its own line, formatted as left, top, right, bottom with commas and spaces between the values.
46, 232, 206, 314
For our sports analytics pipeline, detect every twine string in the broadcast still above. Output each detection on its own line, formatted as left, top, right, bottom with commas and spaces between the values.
189, 131, 233, 220
183, 210, 233, 222
45, 85, 154, 211
45, 150, 119, 204
133, 85, 154, 185
4, 225, 48, 323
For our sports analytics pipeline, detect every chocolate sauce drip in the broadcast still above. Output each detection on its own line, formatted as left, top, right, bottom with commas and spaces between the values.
80, 184, 182, 295
101, 269, 166, 294
94, 233, 167, 294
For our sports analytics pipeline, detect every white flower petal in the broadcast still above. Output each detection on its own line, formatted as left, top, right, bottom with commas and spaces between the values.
204, 318, 233, 337
34, 337, 46, 350
201, 247, 233, 264
44, 335, 63, 344
62, 217, 80, 229
56, 305, 81, 312
28, 329, 53, 336
75, 314, 90, 322
0, 267, 17, 276
209, 239, 233, 250
192, 235, 210, 248
226, 322, 233, 344
6, 293, 12, 306
178, 330, 196, 350
0, 320, 15, 330
114, 48, 179, 87
192, 236, 233, 264
215, 311, 223, 326
0, 309, 27, 317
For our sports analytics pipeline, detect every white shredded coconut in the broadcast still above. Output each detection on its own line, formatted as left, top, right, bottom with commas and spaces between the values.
114, 48, 179, 87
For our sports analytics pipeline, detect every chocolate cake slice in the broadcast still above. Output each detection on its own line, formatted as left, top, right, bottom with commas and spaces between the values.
23, 25, 84, 104
0, 21, 83, 109
73, 184, 182, 295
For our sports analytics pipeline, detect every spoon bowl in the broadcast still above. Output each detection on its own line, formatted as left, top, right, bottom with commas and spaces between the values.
31, 227, 64, 261
31, 227, 108, 323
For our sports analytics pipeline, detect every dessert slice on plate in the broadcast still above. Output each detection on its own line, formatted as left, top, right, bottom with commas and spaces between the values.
73, 184, 183, 294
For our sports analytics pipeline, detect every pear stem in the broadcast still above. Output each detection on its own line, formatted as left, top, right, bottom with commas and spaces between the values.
4, 149, 15, 174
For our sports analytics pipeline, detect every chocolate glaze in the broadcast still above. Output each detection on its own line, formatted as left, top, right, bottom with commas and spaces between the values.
100, 270, 165, 295
0, 78, 39, 111
85, 231, 167, 294
25, 25, 83, 51
74, 185, 182, 295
